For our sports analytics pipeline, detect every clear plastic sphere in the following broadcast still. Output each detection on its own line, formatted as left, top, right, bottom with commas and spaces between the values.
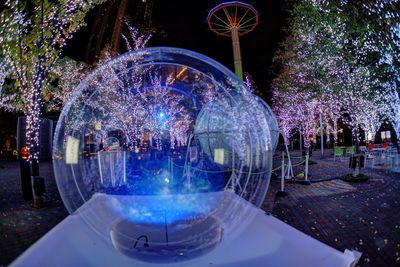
53, 47, 278, 263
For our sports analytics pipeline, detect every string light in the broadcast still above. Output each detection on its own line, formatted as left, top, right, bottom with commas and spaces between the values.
271, 0, 400, 146
0, 0, 106, 163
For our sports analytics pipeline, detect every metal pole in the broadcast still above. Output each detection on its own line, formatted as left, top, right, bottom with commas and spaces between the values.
285, 143, 293, 179
122, 151, 126, 185
169, 157, 173, 183
299, 127, 303, 156
230, 26, 243, 80
98, 152, 104, 185
320, 112, 324, 158
110, 152, 115, 187
281, 150, 285, 192
305, 151, 309, 182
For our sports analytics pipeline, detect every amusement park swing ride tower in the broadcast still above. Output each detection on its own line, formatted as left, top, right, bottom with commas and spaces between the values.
207, 1, 259, 80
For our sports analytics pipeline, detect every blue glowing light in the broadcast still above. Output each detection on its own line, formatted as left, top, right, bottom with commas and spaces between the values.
109, 193, 220, 225
155, 109, 169, 128
104, 154, 224, 196
53, 47, 276, 255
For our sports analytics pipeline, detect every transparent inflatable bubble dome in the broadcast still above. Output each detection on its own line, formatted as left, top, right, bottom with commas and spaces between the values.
53, 47, 278, 263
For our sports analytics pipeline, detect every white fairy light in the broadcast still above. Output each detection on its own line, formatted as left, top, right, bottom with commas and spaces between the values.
0, 0, 106, 162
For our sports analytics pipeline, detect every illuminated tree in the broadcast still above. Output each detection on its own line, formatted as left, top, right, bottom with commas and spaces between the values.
122, 19, 152, 52
100, 72, 193, 151
44, 58, 87, 112
390, 90, 400, 141
0, 58, 19, 111
244, 72, 263, 97
272, 90, 298, 145
46, 20, 152, 112
272, 0, 399, 152
342, 65, 395, 146
0, 0, 105, 169
320, 92, 342, 146
0, 18, 152, 117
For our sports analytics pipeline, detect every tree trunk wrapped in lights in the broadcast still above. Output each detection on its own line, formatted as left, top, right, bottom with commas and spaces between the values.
271, 0, 399, 178
0, 0, 105, 206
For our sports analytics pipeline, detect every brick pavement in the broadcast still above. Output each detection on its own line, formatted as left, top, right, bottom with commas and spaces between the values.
265, 150, 400, 267
0, 150, 399, 266
0, 161, 68, 266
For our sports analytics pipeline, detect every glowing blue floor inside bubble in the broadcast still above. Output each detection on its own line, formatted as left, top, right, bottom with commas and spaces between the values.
100, 150, 227, 196
108, 193, 220, 225
106, 192, 225, 262
94, 149, 229, 225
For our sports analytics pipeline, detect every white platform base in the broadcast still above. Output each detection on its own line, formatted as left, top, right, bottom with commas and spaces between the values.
9, 194, 360, 267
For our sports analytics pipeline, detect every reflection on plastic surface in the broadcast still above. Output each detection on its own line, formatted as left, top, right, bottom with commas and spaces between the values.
53, 47, 278, 262
65, 136, 79, 164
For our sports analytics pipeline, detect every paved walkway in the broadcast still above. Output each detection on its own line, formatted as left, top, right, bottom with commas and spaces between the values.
1, 150, 399, 266
264, 150, 400, 267
0, 161, 68, 266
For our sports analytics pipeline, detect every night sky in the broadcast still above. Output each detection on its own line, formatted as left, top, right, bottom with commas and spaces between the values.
150, 0, 290, 98
1, 0, 291, 134
65, 0, 291, 99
